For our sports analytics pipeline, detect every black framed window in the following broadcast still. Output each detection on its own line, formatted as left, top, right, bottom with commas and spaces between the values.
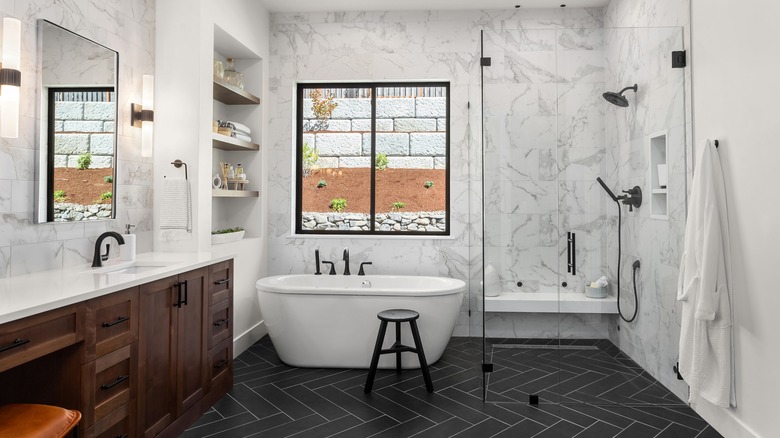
296, 82, 450, 235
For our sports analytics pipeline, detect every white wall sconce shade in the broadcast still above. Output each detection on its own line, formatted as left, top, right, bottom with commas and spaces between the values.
132, 74, 154, 157
0, 17, 21, 139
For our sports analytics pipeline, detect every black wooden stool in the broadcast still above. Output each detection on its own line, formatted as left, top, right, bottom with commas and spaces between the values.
364, 309, 433, 393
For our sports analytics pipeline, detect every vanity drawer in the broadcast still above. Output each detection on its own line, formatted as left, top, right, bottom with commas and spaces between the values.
208, 260, 233, 306
81, 343, 136, 428
0, 304, 83, 373
207, 339, 232, 392
83, 402, 134, 438
208, 299, 232, 349
86, 288, 138, 361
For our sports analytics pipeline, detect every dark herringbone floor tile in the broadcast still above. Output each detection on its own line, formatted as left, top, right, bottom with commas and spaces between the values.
186, 336, 722, 438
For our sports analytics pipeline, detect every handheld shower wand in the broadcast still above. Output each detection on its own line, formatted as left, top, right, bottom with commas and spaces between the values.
596, 177, 640, 323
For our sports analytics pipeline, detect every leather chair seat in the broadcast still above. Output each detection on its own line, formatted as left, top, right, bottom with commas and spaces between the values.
0, 404, 81, 438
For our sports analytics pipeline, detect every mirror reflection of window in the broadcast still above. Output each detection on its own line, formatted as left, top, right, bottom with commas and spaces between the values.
50, 88, 115, 221
35, 19, 118, 223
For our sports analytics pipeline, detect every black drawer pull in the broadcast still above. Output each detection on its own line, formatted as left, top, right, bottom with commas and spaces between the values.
213, 359, 228, 369
101, 316, 130, 328
214, 279, 229, 285
213, 318, 229, 327
100, 375, 129, 390
0, 338, 30, 353
117, 435, 128, 438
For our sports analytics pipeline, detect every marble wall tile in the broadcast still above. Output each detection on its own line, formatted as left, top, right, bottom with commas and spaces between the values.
0, 1, 154, 275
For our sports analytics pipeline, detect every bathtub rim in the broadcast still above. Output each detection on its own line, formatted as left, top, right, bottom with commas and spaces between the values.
256, 274, 466, 297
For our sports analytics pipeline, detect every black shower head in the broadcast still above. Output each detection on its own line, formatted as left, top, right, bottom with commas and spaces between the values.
596, 177, 618, 202
603, 84, 638, 107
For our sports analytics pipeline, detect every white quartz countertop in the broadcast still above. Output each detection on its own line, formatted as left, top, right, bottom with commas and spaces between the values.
0, 251, 234, 325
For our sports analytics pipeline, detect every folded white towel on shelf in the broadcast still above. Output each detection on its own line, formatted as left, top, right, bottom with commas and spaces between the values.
234, 132, 252, 143
228, 121, 251, 135
160, 178, 191, 232
589, 276, 609, 288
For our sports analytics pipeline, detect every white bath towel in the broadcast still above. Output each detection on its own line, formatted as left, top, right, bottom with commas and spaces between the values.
677, 139, 735, 408
234, 132, 252, 143
160, 178, 192, 234
228, 121, 251, 135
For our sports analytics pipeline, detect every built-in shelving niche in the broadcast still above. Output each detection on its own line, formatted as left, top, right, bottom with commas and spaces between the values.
211, 24, 264, 241
648, 130, 669, 220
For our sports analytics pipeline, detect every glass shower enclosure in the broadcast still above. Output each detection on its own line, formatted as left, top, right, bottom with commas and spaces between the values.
479, 25, 689, 406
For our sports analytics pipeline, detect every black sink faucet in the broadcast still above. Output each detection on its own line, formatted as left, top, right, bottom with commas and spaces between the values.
343, 247, 350, 275
92, 231, 125, 267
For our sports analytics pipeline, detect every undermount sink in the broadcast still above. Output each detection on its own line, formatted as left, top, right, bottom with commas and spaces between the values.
86, 261, 173, 275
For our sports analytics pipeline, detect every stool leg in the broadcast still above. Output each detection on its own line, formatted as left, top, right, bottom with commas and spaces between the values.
409, 319, 433, 392
365, 320, 388, 393
395, 321, 402, 374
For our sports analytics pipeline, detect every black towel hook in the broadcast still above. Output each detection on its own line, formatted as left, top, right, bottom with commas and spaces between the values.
171, 159, 188, 180
714, 139, 719, 148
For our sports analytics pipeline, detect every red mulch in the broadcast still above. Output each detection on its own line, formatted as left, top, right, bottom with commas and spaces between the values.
302, 168, 446, 213
54, 168, 114, 205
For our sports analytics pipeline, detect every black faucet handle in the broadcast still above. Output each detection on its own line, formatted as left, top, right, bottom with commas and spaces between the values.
358, 262, 372, 276
321, 261, 336, 275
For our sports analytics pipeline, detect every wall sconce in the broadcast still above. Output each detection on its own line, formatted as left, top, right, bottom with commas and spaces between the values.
131, 74, 154, 157
0, 17, 21, 139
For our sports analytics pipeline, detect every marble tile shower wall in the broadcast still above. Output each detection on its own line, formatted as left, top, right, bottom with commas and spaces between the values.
266, 7, 604, 336
481, 25, 611, 339
603, 0, 691, 401
0, 0, 155, 277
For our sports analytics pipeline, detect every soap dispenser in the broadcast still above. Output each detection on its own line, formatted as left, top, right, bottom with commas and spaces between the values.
120, 224, 136, 261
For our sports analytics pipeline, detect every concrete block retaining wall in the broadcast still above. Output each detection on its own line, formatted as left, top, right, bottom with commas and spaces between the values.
54, 101, 115, 168
303, 97, 446, 169
301, 211, 446, 232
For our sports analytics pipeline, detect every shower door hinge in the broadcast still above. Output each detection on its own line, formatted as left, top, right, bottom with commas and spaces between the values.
482, 363, 494, 373
672, 50, 686, 68
480, 57, 492, 67
468, 309, 471, 317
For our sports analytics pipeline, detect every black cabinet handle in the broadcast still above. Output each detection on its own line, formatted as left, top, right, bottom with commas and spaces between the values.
0, 338, 30, 353
181, 280, 189, 306
213, 318, 229, 327
214, 279, 229, 285
100, 375, 129, 390
567, 232, 576, 276
173, 281, 182, 308
117, 435, 129, 438
213, 359, 228, 369
101, 316, 130, 328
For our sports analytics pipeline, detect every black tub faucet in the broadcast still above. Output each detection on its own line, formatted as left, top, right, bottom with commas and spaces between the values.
92, 231, 125, 267
314, 249, 321, 275
358, 262, 372, 276
343, 247, 350, 275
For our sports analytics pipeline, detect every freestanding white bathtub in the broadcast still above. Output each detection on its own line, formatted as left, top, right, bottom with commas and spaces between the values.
256, 274, 465, 369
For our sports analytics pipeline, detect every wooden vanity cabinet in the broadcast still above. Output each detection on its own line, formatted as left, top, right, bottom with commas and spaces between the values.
138, 262, 233, 438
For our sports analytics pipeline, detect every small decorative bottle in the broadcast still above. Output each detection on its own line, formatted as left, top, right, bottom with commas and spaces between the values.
223, 58, 244, 90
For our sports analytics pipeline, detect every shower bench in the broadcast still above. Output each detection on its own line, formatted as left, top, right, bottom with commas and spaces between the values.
484, 292, 618, 314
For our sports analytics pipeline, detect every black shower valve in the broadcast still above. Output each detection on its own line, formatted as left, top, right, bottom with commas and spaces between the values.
620, 186, 642, 211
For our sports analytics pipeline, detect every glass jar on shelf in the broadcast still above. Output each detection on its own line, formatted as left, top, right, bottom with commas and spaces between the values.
223, 58, 244, 89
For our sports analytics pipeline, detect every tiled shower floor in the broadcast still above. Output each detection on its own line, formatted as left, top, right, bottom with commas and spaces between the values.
184, 336, 721, 438
486, 339, 687, 406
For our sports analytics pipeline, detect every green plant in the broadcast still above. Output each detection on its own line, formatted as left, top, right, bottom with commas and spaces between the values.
317, 179, 327, 188
99, 191, 112, 201
375, 153, 388, 170
211, 227, 244, 235
330, 198, 347, 212
391, 201, 406, 211
424, 180, 434, 189
302, 142, 319, 177
77, 153, 92, 170
104, 175, 113, 183
53, 190, 66, 202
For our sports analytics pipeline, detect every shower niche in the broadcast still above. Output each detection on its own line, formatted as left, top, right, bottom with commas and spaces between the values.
649, 131, 669, 220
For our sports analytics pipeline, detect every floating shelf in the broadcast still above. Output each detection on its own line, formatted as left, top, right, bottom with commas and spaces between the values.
652, 188, 668, 194
212, 189, 259, 198
213, 77, 260, 105
212, 133, 259, 151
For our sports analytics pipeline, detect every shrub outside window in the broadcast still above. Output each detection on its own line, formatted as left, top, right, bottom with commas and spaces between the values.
295, 82, 450, 235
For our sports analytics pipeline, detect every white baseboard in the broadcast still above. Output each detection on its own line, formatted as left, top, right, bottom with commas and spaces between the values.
693, 398, 759, 438
233, 320, 268, 358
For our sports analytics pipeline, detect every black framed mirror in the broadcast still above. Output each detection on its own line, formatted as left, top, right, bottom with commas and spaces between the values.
35, 20, 118, 223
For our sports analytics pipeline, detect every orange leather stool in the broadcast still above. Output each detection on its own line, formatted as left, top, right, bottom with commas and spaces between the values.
0, 404, 81, 438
